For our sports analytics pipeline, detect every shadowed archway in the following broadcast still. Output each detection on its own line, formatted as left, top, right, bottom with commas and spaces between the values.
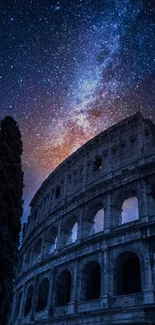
81, 261, 101, 301
55, 270, 72, 306
115, 251, 142, 295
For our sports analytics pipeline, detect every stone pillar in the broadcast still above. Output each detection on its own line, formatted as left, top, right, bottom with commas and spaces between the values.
56, 218, 63, 250
104, 192, 111, 233
82, 218, 92, 238
10, 292, 17, 323
40, 233, 45, 258
17, 284, 26, 324
77, 206, 84, 241
21, 254, 26, 273
101, 248, 109, 308
20, 283, 28, 320
63, 169, 68, 199
111, 205, 121, 228
30, 242, 34, 266
51, 268, 57, 313
137, 123, 144, 157
143, 241, 154, 304
47, 269, 54, 316
146, 186, 155, 218
48, 189, 53, 214
140, 179, 148, 221
30, 275, 39, 321
70, 260, 78, 313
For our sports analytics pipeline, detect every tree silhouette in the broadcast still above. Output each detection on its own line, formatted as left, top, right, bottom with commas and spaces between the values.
0, 116, 24, 325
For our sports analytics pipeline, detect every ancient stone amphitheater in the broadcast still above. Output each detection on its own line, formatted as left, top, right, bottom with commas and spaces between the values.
10, 112, 155, 325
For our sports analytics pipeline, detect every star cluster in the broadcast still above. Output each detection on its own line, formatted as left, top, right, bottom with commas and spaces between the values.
1, 0, 155, 221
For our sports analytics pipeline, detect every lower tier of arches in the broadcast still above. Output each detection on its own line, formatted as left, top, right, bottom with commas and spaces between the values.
10, 247, 155, 324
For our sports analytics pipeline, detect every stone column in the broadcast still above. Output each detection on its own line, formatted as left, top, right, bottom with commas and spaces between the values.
146, 185, 155, 218
51, 268, 57, 314
30, 275, 39, 321
101, 248, 109, 308
140, 179, 148, 221
143, 241, 154, 304
40, 233, 45, 258
20, 283, 28, 321
82, 217, 92, 238
17, 284, 26, 324
110, 205, 122, 228
137, 123, 144, 157
30, 242, 34, 266
21, 254, 25, 273
70, 260, 78, 313
48, 189, 53, 214
104, 192, 111, 233
77, 205, 84, 241
47, 269, 54, 317
10, 292, 17, 323
56, 218, 63, 250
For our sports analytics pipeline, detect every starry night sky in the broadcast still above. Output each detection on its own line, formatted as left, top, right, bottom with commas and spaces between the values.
1, 0, 155, 222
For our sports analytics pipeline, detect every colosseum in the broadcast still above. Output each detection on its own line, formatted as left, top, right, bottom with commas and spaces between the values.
10, 112, 155, 325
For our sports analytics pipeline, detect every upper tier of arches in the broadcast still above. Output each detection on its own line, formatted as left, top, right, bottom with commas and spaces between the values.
22, 112, 155, 242
19, 179, 155, 274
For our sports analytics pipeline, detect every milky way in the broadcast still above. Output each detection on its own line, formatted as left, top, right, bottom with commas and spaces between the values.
1, 0, 155, 221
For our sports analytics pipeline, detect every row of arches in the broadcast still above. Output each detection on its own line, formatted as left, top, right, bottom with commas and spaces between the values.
23, 196, 139, 270
16, 252, 142, 318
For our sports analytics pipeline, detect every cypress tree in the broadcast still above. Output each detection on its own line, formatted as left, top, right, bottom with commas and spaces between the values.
0, 116, 24, 325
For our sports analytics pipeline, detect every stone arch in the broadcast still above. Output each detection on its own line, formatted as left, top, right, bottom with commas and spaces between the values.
62, 215, 78, 246
14, 291, 22, 319
33, 238, 42, 263
81, 261, 101, 301
24, 284, 33, 316
44, 225, 58, 255
116, 188, 138, 206
83, 201, 105, 237
55, 269, 72, 306
112, 188, 139, 226
121, 196, 139, 224
115, 251, 142, 295
36, 278, 50, 312
94, 208, 105, 233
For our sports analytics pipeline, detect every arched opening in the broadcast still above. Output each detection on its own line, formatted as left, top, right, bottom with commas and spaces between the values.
33, 238, 42, 263
55, 270, 72, 306
36, 278, 50, 312
14, 292, 22, 319
81, 261, 101, 301
55, 186, 61, 198
70, 222, 78, 243
84, 203, 104, 237
94, 208, 104, 233
121, 197, 139, 224
63, 216, 78, 245
44, 226, 58, 255
94, 157, 102, 171
24, 285, 33, 316
116, 252, 142, 295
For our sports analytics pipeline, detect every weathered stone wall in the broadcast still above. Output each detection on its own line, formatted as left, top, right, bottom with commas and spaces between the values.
10, 112, 155, 325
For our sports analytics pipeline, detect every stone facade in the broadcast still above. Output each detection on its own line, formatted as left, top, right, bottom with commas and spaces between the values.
10, 112, 155, 325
